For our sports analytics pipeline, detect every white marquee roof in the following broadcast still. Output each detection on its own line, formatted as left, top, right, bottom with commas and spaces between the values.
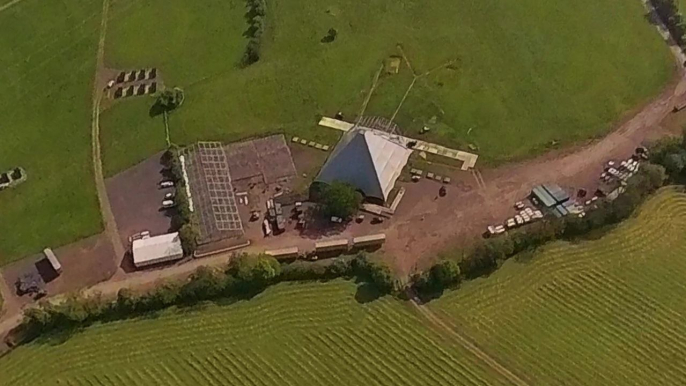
132, 232, 183, 267
316, 128, 412, 201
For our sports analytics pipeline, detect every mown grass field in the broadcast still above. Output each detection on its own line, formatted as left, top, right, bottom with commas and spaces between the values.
431, 187, 686, 385
100, 0, 673, 176
0, 0, 102, 264
0, 280, 511, 386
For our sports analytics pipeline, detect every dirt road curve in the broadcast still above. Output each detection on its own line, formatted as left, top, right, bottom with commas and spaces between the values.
385, 64, 686, 274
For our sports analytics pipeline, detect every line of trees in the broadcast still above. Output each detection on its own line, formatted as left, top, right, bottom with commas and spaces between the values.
163, 146, 199, 255
17, 252, 396, 342
652, 0, 686, 47
242, 0, 267, 66
413, 162, 668, 299
649, 129, 686, 183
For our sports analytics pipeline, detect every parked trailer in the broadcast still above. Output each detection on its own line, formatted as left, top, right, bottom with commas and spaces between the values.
43, 248, 62, 275
265, 247, 300, 260
352, 234, 386, 248
315, 239, 349, 253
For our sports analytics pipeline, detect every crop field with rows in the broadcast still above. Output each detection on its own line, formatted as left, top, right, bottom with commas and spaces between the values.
432, 187, 686, 385
0, 280, 510, 386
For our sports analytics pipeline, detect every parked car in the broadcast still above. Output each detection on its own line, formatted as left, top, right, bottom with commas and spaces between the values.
164, 192, 175, 200
162, 200, 176, 208
160, 181, 175, 188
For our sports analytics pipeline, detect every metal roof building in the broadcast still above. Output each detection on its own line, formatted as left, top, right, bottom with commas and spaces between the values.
315, 128, 412, 202
543, 184, 570, 204
132, 232, 184, 268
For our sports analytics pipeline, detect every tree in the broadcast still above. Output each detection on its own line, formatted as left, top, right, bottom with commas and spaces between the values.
229, 254, 281, 288
179, 223, 199, 256
320, 182, 362, 219
156, 88, 185, 112
663, 151, 686, 177
180, 266, 224, 302
325, 258, 351, 278
429, 260, 461, 289
351, 252, 395, 294
116, 288, 138, 314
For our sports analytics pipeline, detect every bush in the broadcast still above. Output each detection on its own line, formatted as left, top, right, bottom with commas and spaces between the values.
228, 254, 281, 291
178, 223, 199, 256
651, 132, 686, 183
17, 253, 397, 342
351, 252, 396, 294
180, 266, 224, 303
651, 0, 686, 47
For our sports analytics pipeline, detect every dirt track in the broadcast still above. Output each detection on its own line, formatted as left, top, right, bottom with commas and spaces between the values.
385, 63, 686, 275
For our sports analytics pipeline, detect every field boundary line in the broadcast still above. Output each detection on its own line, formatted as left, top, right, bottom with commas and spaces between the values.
408, 292, 530, 386
90, 0, 125, 265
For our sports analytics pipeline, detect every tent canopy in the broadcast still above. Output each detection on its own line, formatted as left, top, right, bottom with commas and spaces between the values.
315, 128, 412, 202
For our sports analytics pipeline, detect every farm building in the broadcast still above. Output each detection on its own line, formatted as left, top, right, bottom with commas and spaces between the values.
132, 232, 184, 268
314, 128, 412, 202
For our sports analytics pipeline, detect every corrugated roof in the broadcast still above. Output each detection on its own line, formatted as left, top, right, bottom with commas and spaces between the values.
132, 233, 183, 266
543, 184, 570, 204
532, 185, 557, 207
315, 128, 412, 201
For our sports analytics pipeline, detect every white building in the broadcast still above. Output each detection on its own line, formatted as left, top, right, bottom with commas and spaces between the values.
132, 232, 184, 268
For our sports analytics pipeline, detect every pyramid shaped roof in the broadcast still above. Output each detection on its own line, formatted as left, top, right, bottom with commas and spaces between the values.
315, 128, 412, 201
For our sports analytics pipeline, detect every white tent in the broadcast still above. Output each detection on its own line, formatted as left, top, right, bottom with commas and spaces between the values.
315, 128, 412, 202
132, 232, 184, 268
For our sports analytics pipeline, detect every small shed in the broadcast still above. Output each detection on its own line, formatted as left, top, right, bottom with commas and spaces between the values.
132, 232, 184, 268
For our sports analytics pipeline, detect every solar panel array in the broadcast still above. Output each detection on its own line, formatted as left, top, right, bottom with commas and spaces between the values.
197, 142, 243, 232
184, 142, 243, 243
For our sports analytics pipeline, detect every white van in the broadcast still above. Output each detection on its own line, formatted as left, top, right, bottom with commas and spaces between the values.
162, 200, 176, 208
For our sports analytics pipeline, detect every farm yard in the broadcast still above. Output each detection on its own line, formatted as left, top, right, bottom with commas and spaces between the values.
0, 0, 103, 265
431, 187, 686, 385
0, 189, 685, 384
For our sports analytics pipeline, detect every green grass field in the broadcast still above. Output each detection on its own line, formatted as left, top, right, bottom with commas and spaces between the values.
431, 187, 686, 385
0, 280, 511, 386
0, 0, 102, 264
100, 0, 673, 176
2, 188, 686, 384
